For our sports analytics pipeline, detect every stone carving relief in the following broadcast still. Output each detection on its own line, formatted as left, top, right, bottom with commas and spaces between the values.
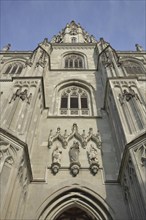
69, 141, 80, 176
0, 139, 16, 173
115, 81, 145, 133
122, 175, 129, 201
48, 123, 102, 176
9, 87, 32, 104
135, 143, 146, 166
118, 87, 140, 105
48, 123, 102, 149
51, 146, 62, 174
101, 45, 121, 68
1, 43, 11, 52
135, 44, 144, 52
87, 144, 99, 175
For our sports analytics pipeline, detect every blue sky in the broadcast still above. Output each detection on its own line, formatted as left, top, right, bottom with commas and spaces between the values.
0, 0, 145, 51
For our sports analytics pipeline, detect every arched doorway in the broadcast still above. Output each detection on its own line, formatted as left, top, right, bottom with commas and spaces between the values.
37, 186, 114, 220
55, 207, 94, 220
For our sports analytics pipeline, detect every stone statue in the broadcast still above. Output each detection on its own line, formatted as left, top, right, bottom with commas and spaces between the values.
9, 88, 32, 104
52, 146, 62, 164
135, 44, 144, 52
2, 44, 11, 51
9, 88, 22, 103
69, 141, 80, 163
88, 144, 99, 164
20, 89, 28, 101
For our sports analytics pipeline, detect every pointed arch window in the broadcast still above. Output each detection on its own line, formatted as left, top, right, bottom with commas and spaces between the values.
4, 63, 23, 75
71, 37, 77, 43
64, 54, 84, 69
60, 86, 89, 115
122, 61, 145, 75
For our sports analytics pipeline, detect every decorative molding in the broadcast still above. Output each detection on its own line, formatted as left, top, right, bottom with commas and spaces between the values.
48, 123, 102, 148
51, 146, 62, 174
134, 143, 146, 166
0, 139, 17, 173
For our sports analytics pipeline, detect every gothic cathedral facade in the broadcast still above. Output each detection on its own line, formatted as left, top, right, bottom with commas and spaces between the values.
0, 21, 146, 220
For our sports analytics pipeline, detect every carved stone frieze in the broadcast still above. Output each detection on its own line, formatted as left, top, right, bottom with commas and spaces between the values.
51, 146, 62, 174
14, 80, 38, 88
134, 143, 146, 166
0, 139, 17, 173
48, 123, 102, 148
70, 162, 81, 177
87, 144, 100, 175
122, 175, 129, 201
69, 140, 81, 177
118, 87, 140, 105
9, 87, 32, 104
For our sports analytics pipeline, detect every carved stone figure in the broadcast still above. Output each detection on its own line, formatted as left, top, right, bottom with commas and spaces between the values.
9, 88, 32, 104
2, 43, 11, 51
118, 87, 139, 105
88, 144, 99, 164
69, 141, 80, 163
135, 44, 144, 52
52, 146, 62, 164
20, 89, 28, 101
9, 88, 22, 103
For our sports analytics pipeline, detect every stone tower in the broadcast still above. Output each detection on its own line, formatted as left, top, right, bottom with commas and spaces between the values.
0, 21, 146, 220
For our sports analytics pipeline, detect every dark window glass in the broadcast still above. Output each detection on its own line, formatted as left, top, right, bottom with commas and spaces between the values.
5, 65, 12, 74
70, 97, 78, 108
69, 60, 73, 68
65, 59, 68, 68
71, 37, 76, 43
79, 59, 83, 68
81, 97, 88, 108
74, 59, 78, 68
61, 97, 68, 108
16, 66, 23, 74
11, 65, 17, 74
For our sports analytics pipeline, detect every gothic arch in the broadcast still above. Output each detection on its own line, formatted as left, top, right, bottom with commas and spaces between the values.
51, 79, 96, 116
120, 57, 145, 75
1, 58, 26, 76
36, 185, 114, 220
61, 51, 88, 69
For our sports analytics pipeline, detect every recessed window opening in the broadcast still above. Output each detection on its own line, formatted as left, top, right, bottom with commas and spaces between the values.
71, 37, 77, 43
123, 61, 145, 75
4, 63, 23, 75
60, 86, 89, 116
64, 54, 84, 69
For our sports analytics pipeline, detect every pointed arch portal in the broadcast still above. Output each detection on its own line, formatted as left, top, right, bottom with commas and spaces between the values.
37, 186, 114, 220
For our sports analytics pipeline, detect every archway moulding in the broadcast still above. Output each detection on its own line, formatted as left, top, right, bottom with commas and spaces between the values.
36, 184, 114, 220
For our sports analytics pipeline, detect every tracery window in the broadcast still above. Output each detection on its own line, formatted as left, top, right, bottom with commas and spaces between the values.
122, 61, 145, 75
64, 54, 84, 69
60, 86, 89, 115
4, 63, 23, 75
71, 37, 77, 43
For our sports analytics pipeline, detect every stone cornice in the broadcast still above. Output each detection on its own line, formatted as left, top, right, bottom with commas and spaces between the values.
51, 43, 97, 50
